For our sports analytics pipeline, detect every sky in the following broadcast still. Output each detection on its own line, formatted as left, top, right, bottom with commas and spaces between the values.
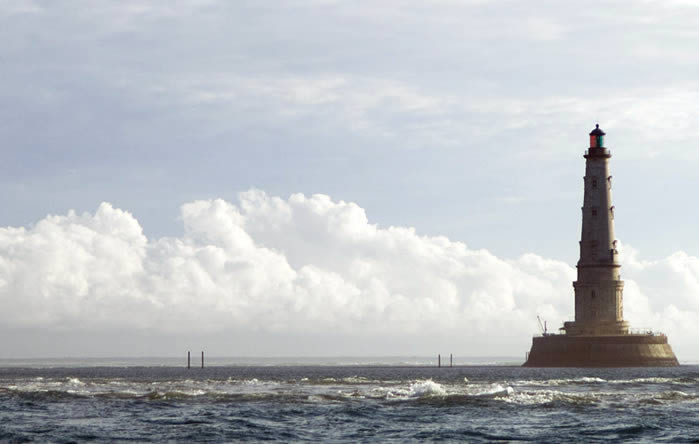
1, 0, 699, 360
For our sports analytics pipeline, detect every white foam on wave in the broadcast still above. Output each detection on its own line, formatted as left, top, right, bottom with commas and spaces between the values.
470, 383, 514, 397
383, 379, 448, 399
408, 379, 447, 397
577, 377, 606, 383
184, 389, 207, 396
342, 376, 369, 384
500, 387, 699, 407
149, 389, 208, 399
378, 379, 520, 401
512, 376, 699, 388
501, 390, 556, 405
2, 376, 289, 399
223, 378, 280, 387
607, 377, 688, 385
511, 377, 607, 386
655, 390, 694, 401
501, 389, 602, 406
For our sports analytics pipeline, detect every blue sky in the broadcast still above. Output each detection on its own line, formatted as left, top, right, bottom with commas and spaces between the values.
1, 0, 699, 358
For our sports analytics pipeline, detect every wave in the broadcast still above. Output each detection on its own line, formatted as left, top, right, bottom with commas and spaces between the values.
67, 377, 85, 385
1, 375, 697, 407
472, 384, 514, 398
3, 385, 696, 409
380, 380, 516, 403
6, 386, 694, 408
511, 376, 699, 387
501, 389, 699, 407
408, 380, 446, 397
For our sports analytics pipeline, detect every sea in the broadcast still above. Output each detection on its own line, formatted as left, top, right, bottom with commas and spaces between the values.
0, 357, 697, 442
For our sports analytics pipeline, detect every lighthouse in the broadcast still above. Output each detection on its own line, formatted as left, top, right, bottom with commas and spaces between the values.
523, 124, 679, 367
565, 124, 628, 336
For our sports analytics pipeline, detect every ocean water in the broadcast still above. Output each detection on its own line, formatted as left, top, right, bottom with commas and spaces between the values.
0, 359, 697, 442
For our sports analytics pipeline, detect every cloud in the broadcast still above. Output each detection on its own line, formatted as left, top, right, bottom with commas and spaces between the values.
132, 69, 699, 155
4, 0, 699, 159
0, 0, 43, 15
158, 74, 452, 143
0, 191, 571, 339
1, 190, 696, 358
618, 243, 699, 357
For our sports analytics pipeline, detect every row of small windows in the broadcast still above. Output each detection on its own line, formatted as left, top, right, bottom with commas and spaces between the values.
585, 176, 613, 189
581, 206, 615, 218
580, 239, 619, 258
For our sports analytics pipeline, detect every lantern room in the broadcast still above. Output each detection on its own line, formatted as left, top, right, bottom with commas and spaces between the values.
589, 124, 605, 148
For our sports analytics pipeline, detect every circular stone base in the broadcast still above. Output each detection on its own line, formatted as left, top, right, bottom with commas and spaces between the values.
523, 334, 679, 367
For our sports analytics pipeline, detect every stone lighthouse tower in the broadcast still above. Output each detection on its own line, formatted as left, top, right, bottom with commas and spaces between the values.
565, 124, 629, 336
523, 124, 679, 367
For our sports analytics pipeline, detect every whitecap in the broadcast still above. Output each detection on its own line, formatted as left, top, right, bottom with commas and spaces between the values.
577, 377, 606, 383
471, 383, 514, 397
342, 376, 369, 384
501, 389, 601, 406
510, 377, 606, 387
408, 380, 446, 397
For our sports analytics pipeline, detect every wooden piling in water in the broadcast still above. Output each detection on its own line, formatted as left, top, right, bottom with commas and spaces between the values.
438, 354, 441, 368
187, 351, 190, 369
450, 354, 453, 367
201, 351, 204, 369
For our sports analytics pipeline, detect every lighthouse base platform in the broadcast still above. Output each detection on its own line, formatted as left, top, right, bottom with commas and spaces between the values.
523, 334, 679, 367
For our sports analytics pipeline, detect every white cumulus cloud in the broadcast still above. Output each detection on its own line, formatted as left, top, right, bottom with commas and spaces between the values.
0, 190, 697, 359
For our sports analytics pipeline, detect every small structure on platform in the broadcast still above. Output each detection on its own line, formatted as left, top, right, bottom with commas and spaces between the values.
523, 124, 679, 367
